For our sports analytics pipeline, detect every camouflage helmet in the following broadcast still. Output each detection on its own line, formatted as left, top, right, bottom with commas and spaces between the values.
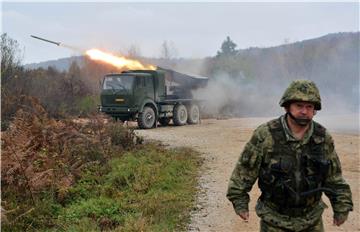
279, 80, 321, 110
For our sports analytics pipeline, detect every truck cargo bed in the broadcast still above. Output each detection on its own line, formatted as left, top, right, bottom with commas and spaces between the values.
160, 98, 194, 104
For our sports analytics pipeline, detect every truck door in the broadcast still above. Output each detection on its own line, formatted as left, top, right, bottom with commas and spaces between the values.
133, 75, 155, 107
134, 76, 146, 106
145, 76, 154, 100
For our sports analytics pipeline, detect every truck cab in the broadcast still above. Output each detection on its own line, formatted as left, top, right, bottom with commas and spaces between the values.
100, 70, 164, 120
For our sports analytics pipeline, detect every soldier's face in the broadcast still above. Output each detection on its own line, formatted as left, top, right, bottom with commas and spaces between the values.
288, 101, 316, 119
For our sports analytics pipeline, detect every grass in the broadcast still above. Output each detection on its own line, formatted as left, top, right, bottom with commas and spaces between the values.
2, 143, 201, 232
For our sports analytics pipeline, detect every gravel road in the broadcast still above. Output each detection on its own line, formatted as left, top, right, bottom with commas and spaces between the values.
135, 118, 359, 232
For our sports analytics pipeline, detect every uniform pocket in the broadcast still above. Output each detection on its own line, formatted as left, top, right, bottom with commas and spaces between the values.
240, 143, 260, 169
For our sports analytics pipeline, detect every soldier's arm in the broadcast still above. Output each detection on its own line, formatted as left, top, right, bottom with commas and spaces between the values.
323, 132, 353, 223
226, 125, 267, 215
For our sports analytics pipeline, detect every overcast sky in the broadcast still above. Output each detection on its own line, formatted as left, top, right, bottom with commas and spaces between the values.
2, 2, 359, 64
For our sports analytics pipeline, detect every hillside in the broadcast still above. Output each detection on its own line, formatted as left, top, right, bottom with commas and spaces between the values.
200, 32, 359, 116
24, 32, 359, 116
235, 32, 359, 107
25, 56, 85, 71
25, 32, 358, 80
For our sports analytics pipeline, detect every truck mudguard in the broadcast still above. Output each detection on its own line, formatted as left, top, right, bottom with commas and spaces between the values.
140, 98, 158, 114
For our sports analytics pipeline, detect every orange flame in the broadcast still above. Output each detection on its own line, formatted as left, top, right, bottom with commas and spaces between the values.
86, 49, 156, 70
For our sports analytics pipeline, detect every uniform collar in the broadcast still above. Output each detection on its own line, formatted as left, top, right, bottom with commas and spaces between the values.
280, 114, 314, 144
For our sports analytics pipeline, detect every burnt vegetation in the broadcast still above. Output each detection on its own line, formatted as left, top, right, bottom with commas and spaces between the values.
1, 98, 200, 231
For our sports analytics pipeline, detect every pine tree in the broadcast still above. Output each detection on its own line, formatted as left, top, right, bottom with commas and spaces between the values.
217, 36, 237, 57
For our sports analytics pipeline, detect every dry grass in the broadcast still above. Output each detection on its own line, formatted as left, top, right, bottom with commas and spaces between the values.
1, 98, 201, 231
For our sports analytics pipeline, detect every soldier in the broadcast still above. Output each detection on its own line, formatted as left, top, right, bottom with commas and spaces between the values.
227, 80, 353, 231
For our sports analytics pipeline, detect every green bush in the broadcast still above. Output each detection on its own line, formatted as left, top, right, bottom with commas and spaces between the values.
2, 142, 201, 231
56, 144, 200, 231
77, 95, 99, 116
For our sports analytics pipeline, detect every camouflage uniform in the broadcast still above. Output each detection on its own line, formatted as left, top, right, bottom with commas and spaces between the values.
227, 80, 353, 232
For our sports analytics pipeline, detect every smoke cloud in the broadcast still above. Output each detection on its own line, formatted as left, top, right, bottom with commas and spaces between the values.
191, 70, 358, 134
60, 43, 85, 54
192, 72, 283, 117
190, 32, 359, 134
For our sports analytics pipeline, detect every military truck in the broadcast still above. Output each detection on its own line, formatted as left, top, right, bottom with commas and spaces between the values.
99, 68, 208, 129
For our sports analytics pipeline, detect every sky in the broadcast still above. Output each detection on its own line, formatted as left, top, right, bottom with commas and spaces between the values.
2, 2, 359, 64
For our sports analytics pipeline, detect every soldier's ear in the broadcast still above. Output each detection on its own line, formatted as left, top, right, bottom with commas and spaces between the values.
313, 110, 317, 116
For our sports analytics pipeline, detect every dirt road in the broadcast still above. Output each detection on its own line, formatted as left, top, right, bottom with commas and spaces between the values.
135, 118, 359, 232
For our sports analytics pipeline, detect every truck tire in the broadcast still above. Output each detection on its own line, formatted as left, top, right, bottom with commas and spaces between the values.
138, 106, 156, 129
159, 117, 171, 126
187, 104, 200, 124
173, 104, 188, 126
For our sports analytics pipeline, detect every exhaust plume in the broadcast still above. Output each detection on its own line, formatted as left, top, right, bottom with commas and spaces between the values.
85, 49, 156, 70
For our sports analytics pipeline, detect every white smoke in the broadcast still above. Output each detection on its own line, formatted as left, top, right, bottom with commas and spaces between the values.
192, 72, 283, 117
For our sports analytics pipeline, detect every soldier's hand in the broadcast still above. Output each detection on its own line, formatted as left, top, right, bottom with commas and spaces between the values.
239, 211, 249, 222
333, 212, 348, 226
333, 218, 346, 226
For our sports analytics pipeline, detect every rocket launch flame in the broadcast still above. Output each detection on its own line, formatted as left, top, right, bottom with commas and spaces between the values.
85, 49, 156, 70
30, 35, 156, 70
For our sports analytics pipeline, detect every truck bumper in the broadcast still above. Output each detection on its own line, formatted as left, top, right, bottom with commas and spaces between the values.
99, 106, 138, 117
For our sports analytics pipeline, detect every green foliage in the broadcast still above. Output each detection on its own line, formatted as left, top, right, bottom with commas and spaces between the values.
76, 95, 99, 116
217, 36, 238, 57
210, 36, 244, 79
2, 117, 201, 231
107, 122, 139, 150
58, 218, 100, 232
1, 33, 23, 83
59, 197, 125, 224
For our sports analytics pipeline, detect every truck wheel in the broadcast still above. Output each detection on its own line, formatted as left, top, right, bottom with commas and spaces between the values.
173, 104, 188, 126
187, 104, 200, 124
138, 106, 156, 129
159, 117, 171, 126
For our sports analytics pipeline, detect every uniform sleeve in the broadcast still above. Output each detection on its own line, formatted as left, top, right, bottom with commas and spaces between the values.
226, 126, 266, 215
323, 132, 353, 217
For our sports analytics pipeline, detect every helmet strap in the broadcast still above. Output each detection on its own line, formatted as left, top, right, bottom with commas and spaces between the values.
286, 112, 311, 127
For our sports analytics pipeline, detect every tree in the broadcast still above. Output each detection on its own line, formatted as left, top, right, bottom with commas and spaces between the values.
160, 40, 178, 60
217, 36, 238, 57
1, 33, 23, 84
1, 34, 26, 129
283, 38, 290, 45
127, 44, 141, 58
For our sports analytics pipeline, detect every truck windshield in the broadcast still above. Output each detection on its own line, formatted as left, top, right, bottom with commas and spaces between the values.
103, 75, 134, 91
